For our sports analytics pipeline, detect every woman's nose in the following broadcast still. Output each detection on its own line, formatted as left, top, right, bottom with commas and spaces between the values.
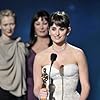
56, 30, 60, 36
7, 25, 11, 30
40, 24, 44, 29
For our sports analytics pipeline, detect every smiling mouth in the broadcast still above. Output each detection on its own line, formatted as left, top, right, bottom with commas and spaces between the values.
7, 32, 12, 33
40, 31, 45, 33
55, 36, 61, 39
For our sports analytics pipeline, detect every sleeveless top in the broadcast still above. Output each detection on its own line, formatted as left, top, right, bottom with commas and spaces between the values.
42, 64, 80, 100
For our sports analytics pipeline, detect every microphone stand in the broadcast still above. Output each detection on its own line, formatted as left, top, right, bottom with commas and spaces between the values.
49, 61, 55, 100
48, 53, 57, 100
49, 78, 55, 100
59, 65, 64, 100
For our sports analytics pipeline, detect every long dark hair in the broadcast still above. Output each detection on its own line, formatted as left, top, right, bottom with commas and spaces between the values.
29, 10, 52, 49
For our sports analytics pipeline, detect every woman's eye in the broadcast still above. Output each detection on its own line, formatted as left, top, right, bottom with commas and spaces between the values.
4, 24, 7, 26
43, 22, 48, 25
10, 23, 15, 26
51, 27, 56, 31
35, 23, 40, 25
60, 28, 65, 31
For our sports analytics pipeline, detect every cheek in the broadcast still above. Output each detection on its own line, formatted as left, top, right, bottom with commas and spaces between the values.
62, 33, 66, 36
62, 35, 66, 40
49, 30, 55, 36
44, 26, 49, 32
34, 24, 40, 30
61, 35, 66, 40
12, 25, 16, 30
34, 26, 40, 33
44, 25, 49, 29
60, 30, 67, 36
1, 27, 6, 31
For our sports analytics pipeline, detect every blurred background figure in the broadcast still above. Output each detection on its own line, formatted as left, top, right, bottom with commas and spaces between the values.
0, 9, 27, 100
26, 10, 52, 100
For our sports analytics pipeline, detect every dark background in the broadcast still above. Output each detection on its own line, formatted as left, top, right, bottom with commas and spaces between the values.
0, 0, 100, 99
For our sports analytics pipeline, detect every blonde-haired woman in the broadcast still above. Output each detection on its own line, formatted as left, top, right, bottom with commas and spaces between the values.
0, 9, 27, 100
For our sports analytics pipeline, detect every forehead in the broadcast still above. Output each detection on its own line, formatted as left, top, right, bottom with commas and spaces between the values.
0, 16, 15, 23
36, 17, 47, 22
50, 23, 61, 28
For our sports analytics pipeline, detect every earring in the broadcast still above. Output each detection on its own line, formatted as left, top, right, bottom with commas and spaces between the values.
49, 30, 51, 35
67, 27, 71, 36
34, 34, 37, 37
67, 32, 70, 36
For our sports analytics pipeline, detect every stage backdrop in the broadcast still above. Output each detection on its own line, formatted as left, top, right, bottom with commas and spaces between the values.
0, 0, 100, 99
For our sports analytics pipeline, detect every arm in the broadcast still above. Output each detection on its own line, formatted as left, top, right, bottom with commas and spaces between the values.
33, 54, 48, 99
76, 50, 90, 100
33, 54, 42, 97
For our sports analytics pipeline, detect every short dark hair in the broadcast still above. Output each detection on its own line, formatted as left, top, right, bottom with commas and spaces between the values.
50, 11, 70, 28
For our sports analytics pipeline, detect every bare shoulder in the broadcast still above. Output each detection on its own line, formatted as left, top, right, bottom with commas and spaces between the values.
35, 47, 51, 65
36, 47, 51, 57
68, 43, 85, 58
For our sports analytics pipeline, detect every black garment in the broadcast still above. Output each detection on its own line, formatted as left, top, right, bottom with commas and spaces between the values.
0, 88, 26, 100
0, 87, 17, 100
17, 95, 26, 100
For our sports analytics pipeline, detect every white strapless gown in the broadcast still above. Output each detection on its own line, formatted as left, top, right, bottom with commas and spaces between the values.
43, 64, 80, 100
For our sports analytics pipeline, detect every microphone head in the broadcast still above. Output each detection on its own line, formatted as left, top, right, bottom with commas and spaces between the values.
50, 53, 57, 62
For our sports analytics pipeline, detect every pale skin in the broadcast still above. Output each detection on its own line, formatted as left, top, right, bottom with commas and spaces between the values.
33, 23, 90, 100
32, 17, 50, 53
0, 16, 15, 39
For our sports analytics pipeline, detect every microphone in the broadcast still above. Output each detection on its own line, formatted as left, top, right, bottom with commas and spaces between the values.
49, 53, 57, 80
50, 53, 57, 66
59, 65, 64, 76
49, 53, 57, 100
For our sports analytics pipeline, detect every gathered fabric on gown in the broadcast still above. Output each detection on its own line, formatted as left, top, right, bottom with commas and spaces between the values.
42, 64, 80, 100
0, 37, 27, 97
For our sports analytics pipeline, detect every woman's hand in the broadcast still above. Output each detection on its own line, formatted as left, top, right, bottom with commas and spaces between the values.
38, 88, 48, 99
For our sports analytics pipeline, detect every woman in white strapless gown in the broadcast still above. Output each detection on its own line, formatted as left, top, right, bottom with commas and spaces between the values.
33, 11, 90, 100
43, 64, 80, 100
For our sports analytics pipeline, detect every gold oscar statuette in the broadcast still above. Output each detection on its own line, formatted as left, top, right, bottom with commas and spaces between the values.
41, 68, 48, 100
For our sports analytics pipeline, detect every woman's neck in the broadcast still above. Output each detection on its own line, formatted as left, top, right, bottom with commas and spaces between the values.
32, 36, 50, 53
37, 36, 50, 43
1, 34, 12, 41
52, 43, 67, 53
36, 37, 50, 47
